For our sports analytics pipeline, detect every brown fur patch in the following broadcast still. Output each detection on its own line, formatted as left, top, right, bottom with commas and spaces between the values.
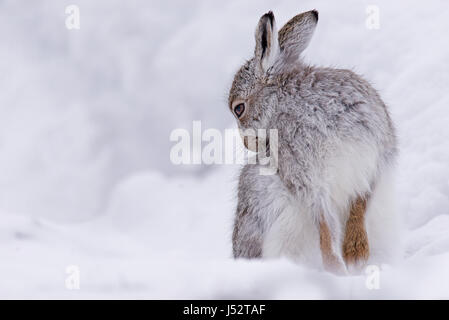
342, 196, 370, 266
319, 217, 344, 274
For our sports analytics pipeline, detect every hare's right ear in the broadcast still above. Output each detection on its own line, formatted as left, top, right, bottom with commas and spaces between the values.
254, 11, 279, 76
278, 10, 318, 62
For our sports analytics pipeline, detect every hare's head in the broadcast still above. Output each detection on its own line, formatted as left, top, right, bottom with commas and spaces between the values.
228, 10, 318, 151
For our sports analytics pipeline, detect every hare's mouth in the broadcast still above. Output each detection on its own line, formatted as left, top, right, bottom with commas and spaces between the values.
242, 135, 257, 152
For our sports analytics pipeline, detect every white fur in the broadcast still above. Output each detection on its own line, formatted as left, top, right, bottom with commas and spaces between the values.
260, 139, 398, 270
365, 168, 402, 266
262, 197, 322, 268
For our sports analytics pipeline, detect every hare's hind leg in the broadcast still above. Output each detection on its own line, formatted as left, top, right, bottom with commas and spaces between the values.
342, 195, 370, 268
319, 216, 346, 274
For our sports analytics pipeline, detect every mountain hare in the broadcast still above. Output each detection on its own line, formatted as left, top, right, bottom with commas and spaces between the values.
229, 10, 399, 273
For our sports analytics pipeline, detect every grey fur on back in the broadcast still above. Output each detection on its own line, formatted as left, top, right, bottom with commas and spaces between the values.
229, 10, 397, 260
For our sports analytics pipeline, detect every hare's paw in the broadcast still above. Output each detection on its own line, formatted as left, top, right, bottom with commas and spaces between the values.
343, 228, 369, 271
343, 196, 370, 272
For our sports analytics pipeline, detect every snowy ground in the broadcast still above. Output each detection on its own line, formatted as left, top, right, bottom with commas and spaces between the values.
1, 0, 449, 299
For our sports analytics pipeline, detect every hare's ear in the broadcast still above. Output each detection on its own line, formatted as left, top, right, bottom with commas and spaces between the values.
278, 10, 318, 61
254, 11, 279, 75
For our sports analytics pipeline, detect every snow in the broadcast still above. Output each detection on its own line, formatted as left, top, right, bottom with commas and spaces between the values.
1, 0, 449, 298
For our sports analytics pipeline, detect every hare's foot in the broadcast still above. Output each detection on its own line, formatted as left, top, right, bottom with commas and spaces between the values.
319, 217, 346, 275
343, 196, 370, 271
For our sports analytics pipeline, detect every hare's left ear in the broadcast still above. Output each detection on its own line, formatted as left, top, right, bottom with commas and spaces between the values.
254, 11, 279, 75
278, 10, 318, 62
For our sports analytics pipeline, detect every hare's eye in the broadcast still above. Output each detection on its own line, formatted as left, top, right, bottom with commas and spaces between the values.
233, 103, 245, 118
